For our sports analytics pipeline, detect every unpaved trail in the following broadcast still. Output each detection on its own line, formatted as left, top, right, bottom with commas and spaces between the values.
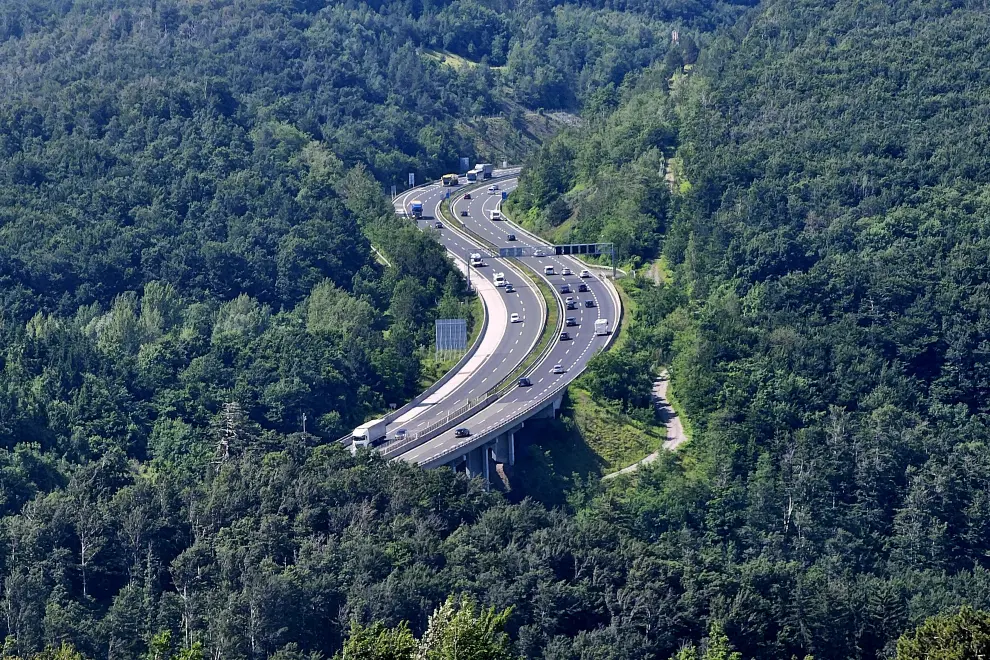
603, 370, 687, 480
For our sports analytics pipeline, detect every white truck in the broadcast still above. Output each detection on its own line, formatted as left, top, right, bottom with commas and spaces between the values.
491, 209, 501, 220
475, 163, 494, 179
595, 319, 609, 336
352, 418, 387, 452
494, 272, 506, 287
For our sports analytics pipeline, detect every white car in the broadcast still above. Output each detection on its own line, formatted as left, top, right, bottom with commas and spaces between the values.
510, 313, 520, 323
533, 249, 546, 257
561, 267, 571, 276
552, 364, 564, 374
565, 297, 574, 305
580, 269, 591, 278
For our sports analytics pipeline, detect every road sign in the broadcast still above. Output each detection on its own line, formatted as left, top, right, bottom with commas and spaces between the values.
498, 247, 525, 258
460, 157, 470, 172
435, 319, 468, 357
408, 173, 415, 187
445, 191, 450, 199
553, 243, 607, 256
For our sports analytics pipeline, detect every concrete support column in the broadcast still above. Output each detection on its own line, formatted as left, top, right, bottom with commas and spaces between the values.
465, 445, 486, 480
494, 431, 516, 467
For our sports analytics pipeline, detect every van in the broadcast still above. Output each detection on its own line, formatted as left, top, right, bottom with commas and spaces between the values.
544, 265, 554, 275
494, 272, 506, 287
491, 209, 501, 220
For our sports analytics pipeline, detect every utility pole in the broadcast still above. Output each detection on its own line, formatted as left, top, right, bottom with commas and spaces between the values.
301, 412, 307, 434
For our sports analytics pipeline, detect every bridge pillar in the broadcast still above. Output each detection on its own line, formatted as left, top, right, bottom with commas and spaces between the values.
465, 445, 489, 481
493, 425, 520, 466
532, 394, 564, 420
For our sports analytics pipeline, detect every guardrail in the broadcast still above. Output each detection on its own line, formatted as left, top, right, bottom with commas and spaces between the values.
419, 379, 570, 467
379, 177, 557, 458
342, 171, 530, 448
498, 203, 624, 352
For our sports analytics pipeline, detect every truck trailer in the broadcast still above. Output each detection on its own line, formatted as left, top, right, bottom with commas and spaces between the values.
442, 174, 459, 186
595, 319, 609, 336
352, 418, 388, 452
474, 163, 494, 179
410, 200, 423, 219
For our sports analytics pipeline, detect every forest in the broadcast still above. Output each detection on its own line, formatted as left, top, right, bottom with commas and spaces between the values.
3, 0, 990, 658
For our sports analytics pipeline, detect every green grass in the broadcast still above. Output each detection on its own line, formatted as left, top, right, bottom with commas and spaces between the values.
437, 193, 559, 395
509, 387, 668, 507
493, 265, 557, 393
609, 279, 636, 353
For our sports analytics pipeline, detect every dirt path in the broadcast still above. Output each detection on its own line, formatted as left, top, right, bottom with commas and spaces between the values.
602, 370, 687, 480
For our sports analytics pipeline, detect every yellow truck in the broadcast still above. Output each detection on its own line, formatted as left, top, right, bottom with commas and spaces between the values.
441, 174, 459, 186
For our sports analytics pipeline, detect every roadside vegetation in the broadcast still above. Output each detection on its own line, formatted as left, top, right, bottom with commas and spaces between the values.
5, 0, 990, 658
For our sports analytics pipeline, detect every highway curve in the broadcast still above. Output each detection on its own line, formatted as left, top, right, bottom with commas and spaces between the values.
395, 177, 621, 467
379, 177, 544, 443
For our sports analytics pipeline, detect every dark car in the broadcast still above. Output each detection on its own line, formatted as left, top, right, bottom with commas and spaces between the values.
464, 193, 472, 200
507, 234, 516, 241
454, 427, 471, 438
434, 221, 443, 229
518, 377, 532, 387
585, 299, 595, 308
566, 301, 577, 310
559, 332, 570, 341
460, 209, 469, 216
505, 283, 515, 293
560, 284, 571, 294
565, 317, 577, 327
578, 283, 589, 292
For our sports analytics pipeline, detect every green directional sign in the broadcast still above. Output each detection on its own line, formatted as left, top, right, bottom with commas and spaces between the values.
499, 247, 525, 258
553, 243, 606, 256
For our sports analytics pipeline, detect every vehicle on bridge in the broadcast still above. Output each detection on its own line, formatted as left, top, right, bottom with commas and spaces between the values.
534, 249, 546, 257
454, 427, 471, 438
352, 418, 387, 451
410, 200, 423, 219
442, 174, 459, 186
595, 319, 609, 336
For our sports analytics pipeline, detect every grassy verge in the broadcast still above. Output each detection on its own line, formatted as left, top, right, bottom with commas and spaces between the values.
493, 266, 557, 392
437, 194, 559, 394
509, 387, 668, 507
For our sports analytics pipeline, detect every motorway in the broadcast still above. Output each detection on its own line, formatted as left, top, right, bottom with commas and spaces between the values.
380, 179, 544, 442
394, 176, 620, 467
